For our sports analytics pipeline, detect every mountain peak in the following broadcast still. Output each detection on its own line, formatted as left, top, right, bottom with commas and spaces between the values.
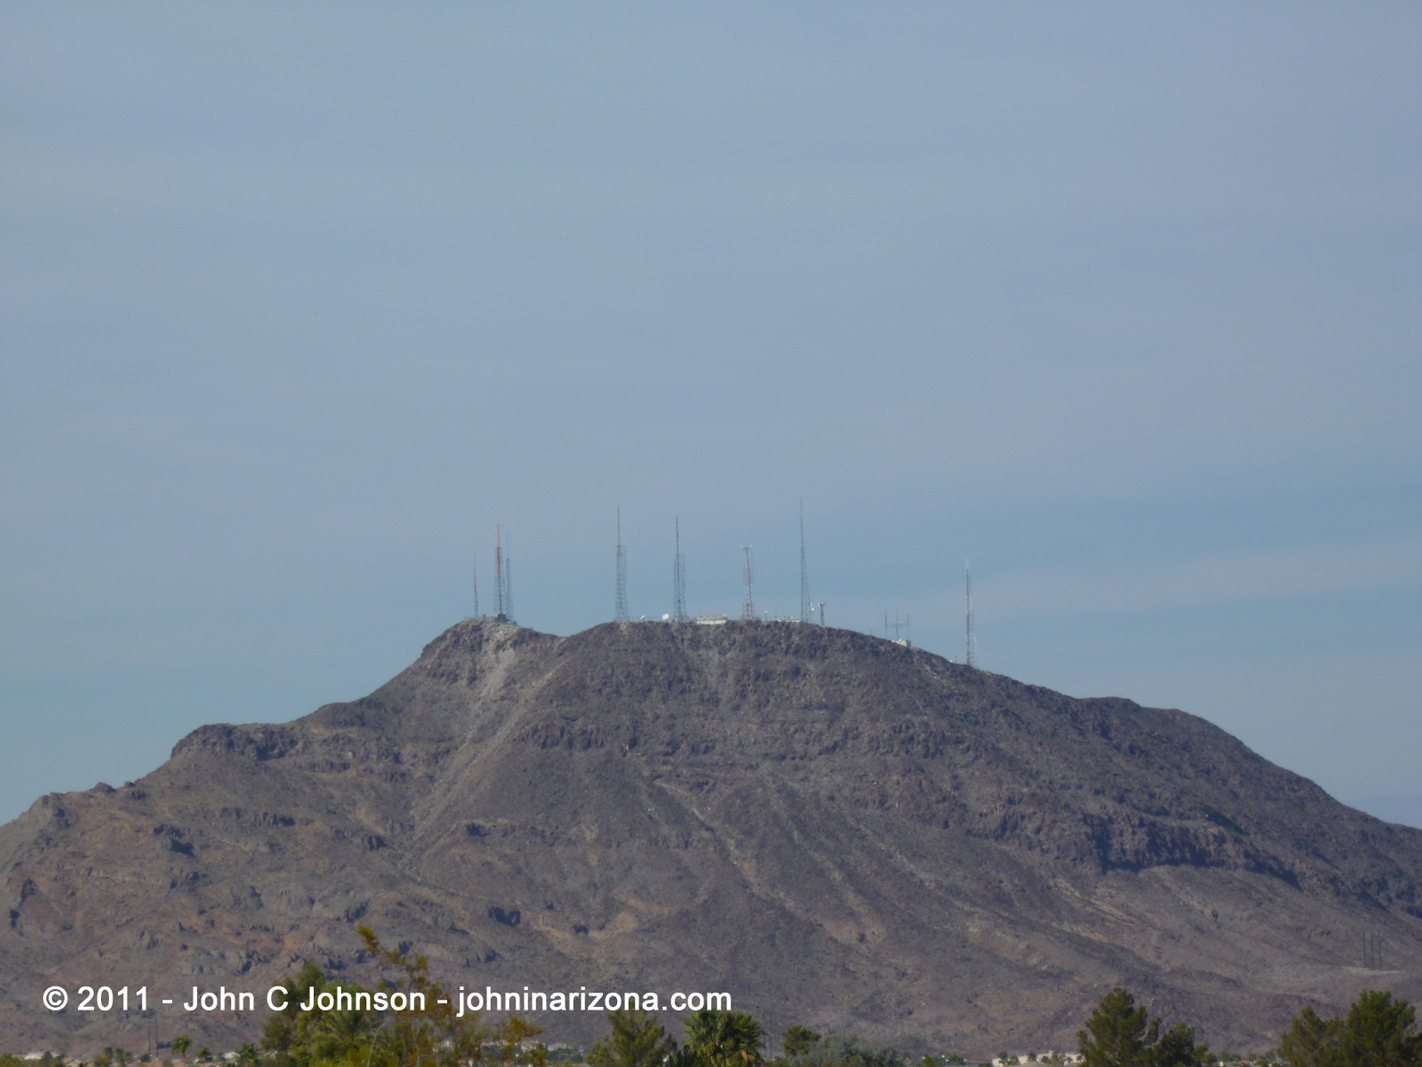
3, 619, 1419, 1055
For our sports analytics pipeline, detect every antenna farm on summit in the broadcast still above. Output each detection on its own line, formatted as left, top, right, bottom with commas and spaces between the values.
465, 504, 1009, 652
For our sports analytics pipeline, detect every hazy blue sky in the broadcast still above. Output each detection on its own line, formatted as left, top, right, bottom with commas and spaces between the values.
3, 4, 1419, 826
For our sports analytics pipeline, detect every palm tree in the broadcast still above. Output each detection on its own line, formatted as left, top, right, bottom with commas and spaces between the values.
171, 1037, 191, 1061
311, 1003, 381, 1062
683, 1009, 765, 1067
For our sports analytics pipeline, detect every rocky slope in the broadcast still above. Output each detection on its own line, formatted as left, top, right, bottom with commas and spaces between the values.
2, 619, 1419, 1056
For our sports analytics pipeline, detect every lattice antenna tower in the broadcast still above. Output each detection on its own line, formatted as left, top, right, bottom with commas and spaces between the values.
614, 509, 629, 622
1364, 929, 1384, 969
799, 499, 811, 624
495, 527, 505, 619
472, 552, 479, 618
503, 548, 514, 624
672, 518, 688, 623
965, 558, 978, 668
741, 545, 756, 621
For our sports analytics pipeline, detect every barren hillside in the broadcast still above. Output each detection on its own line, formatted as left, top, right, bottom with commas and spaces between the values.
3, 619, 1418, 1056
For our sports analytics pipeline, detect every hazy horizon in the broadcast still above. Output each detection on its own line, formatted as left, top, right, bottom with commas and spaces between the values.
3, 4, 1418, 827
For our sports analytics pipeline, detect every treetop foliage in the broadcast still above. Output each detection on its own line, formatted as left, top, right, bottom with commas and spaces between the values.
8, 955, 1414, 1067
1077, 988, 1208, 1067
584, 1010, 902, 1067
782, 1028, 822, 1061
1279, 989, 1420, 1067
589, 1009, 675, 1067
1073, 986, 1419, 1067
260, 925, 547, 1067
785, 1035, 903, 1067
683, 1008, 766, 1067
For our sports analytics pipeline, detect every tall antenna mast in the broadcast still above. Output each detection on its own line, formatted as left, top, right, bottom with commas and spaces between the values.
496, 526, 504, 619
672, 518, 688, 623
503, 547, 514, 624
799, 499, 811, 624
615, 509, 629, 622
472, 552, 479, 618
741, 545, 756, 621
965, 558, 977, 668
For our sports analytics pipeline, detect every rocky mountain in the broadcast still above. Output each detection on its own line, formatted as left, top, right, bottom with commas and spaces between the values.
2, 619, 1420, 1057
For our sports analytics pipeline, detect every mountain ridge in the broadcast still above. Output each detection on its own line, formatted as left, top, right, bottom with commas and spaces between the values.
2, 618, 1418, 1056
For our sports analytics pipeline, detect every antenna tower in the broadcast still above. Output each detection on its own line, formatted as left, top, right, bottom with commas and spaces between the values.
741, 546, 756, 621
615, 509, 629, 622
965, 559, 978, 668
672, 518, 688, 622
472, 552, 479, 618
495, 527, 505, 619
504, 551, 514, 624
799, 499, 811, 623
501, 532, 515, 623
1364, 929, 1384, 969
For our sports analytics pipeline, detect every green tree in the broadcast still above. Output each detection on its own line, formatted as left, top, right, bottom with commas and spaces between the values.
1279, 1006, 1341, 1067
589, 1008, 674, 1067
790, 1036, 901, 1067
784, 1027, 822, 1060
1077, 989, 1208, 1067
1333, 989, 1420, 1067
263, 968, 379, 1066
1151, 1022, 1209, 1067
1079, 989, 1156, 1067
1279, 991, 1420, 1067
257, 928, 550, 1067
684, 1009, 766, 1067
195, 1050, 212, 1064
171, 1038, 191, 1061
